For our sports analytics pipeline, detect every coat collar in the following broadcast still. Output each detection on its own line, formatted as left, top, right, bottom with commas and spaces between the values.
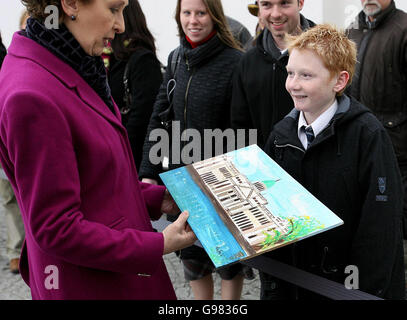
8, 32, 124, 130
180, 34, 226, 69
285, 94, 351, 122
274, 95, 351, 149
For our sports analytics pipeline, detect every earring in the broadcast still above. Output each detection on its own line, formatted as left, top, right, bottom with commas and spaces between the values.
71, 15, 76, 21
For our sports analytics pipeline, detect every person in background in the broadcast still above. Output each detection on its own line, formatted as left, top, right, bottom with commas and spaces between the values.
247, 0, 264, 49
264, 24, 405, 300
20, 10, 30, 30
0, 0, 196, 299
0, 12, 29, 275
248, 0, 259, 17
231, 0, 314, 149
108, 0, 163, 171
139, 0, 254, 300
347, 0, 407, 240
231, 0, 315, 300
0, 33, 6, 74
226, 15, 252, 50
0, 174, 24, 274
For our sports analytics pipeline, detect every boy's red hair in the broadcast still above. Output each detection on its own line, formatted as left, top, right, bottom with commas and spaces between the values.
287, 24, 357, 95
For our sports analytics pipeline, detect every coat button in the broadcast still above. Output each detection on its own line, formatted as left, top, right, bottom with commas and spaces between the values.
388, 121, 394, 126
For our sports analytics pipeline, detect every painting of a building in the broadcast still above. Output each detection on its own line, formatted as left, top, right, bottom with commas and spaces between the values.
192, 155, 291, 251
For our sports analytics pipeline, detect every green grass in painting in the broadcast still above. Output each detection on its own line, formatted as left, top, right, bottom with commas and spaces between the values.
260, 216, 325, 249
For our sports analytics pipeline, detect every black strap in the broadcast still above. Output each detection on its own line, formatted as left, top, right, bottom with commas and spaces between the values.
166, 46, 181, 105
158, 46, 181, 130
152, 216, 382, 300
170, 46, 181, 79
121, 61, 132, 115
242, 256, 383, 300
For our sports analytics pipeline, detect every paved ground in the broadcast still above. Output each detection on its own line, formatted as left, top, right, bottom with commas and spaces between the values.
0, 204, 260, 300
0, 204, 31, 300
1, 202, 406, 300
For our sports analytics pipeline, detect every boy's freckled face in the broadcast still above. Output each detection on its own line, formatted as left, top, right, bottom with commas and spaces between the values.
285, 48, 338, 118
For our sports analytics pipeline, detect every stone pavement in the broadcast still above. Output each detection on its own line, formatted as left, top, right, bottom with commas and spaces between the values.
2, 202, 407, 300
0, 204, 260, 300
0, 204, 31, 300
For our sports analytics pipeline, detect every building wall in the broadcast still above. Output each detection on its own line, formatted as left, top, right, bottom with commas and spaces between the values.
1, 0, 407, 64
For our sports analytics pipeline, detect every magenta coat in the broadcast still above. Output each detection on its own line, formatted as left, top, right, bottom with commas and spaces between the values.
0, 33, 176, 300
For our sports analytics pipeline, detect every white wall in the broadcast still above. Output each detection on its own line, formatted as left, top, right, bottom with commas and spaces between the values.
0, 1, 26, 48
2, 0, 407, 64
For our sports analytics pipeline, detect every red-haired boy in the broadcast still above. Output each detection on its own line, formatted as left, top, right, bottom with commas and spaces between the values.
264, 24, 405, 300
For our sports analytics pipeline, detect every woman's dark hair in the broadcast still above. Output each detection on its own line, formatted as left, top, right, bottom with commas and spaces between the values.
21, 0, 91, 23
111, 0, 156, 61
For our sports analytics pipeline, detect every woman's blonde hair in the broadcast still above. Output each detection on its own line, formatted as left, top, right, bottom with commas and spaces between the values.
175, 0, 242, 51
19, 10, 30, 30
286, 24, 357, 95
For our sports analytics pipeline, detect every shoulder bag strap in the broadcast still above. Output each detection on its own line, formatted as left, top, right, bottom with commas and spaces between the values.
122, 61, 132, 115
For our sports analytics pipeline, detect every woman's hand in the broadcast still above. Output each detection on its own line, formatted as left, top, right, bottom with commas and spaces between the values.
161, 189, 180, 215
142, 178, 158, 185
162, 211, 197, 255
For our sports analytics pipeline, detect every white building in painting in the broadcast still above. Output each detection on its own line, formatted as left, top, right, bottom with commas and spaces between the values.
193, 155, 290, 249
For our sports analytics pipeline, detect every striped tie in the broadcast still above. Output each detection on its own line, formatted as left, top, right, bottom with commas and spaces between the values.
304, 126, 315, 148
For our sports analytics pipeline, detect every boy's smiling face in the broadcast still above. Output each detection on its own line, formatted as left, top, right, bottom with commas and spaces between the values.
286, 48, 343, 123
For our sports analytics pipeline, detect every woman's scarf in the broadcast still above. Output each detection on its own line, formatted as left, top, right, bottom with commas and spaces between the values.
25, 18, 114, 113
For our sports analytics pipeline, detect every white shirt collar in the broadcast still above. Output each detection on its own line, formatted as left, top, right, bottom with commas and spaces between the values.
297, 99, 338, 149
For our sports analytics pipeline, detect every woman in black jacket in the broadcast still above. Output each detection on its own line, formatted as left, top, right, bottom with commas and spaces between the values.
139, 0, 253, 300
0, 33, 7, 69
108, 0, 162, 171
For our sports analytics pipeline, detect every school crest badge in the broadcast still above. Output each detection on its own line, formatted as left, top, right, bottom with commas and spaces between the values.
378, 177, 386, 194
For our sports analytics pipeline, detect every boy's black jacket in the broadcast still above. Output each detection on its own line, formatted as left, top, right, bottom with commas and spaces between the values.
264, 95, 405, 300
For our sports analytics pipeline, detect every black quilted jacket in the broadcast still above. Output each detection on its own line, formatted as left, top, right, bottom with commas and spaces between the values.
139, 35, 242, 180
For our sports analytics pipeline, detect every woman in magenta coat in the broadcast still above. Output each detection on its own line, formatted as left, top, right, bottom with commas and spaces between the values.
0, 0, 196, 300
